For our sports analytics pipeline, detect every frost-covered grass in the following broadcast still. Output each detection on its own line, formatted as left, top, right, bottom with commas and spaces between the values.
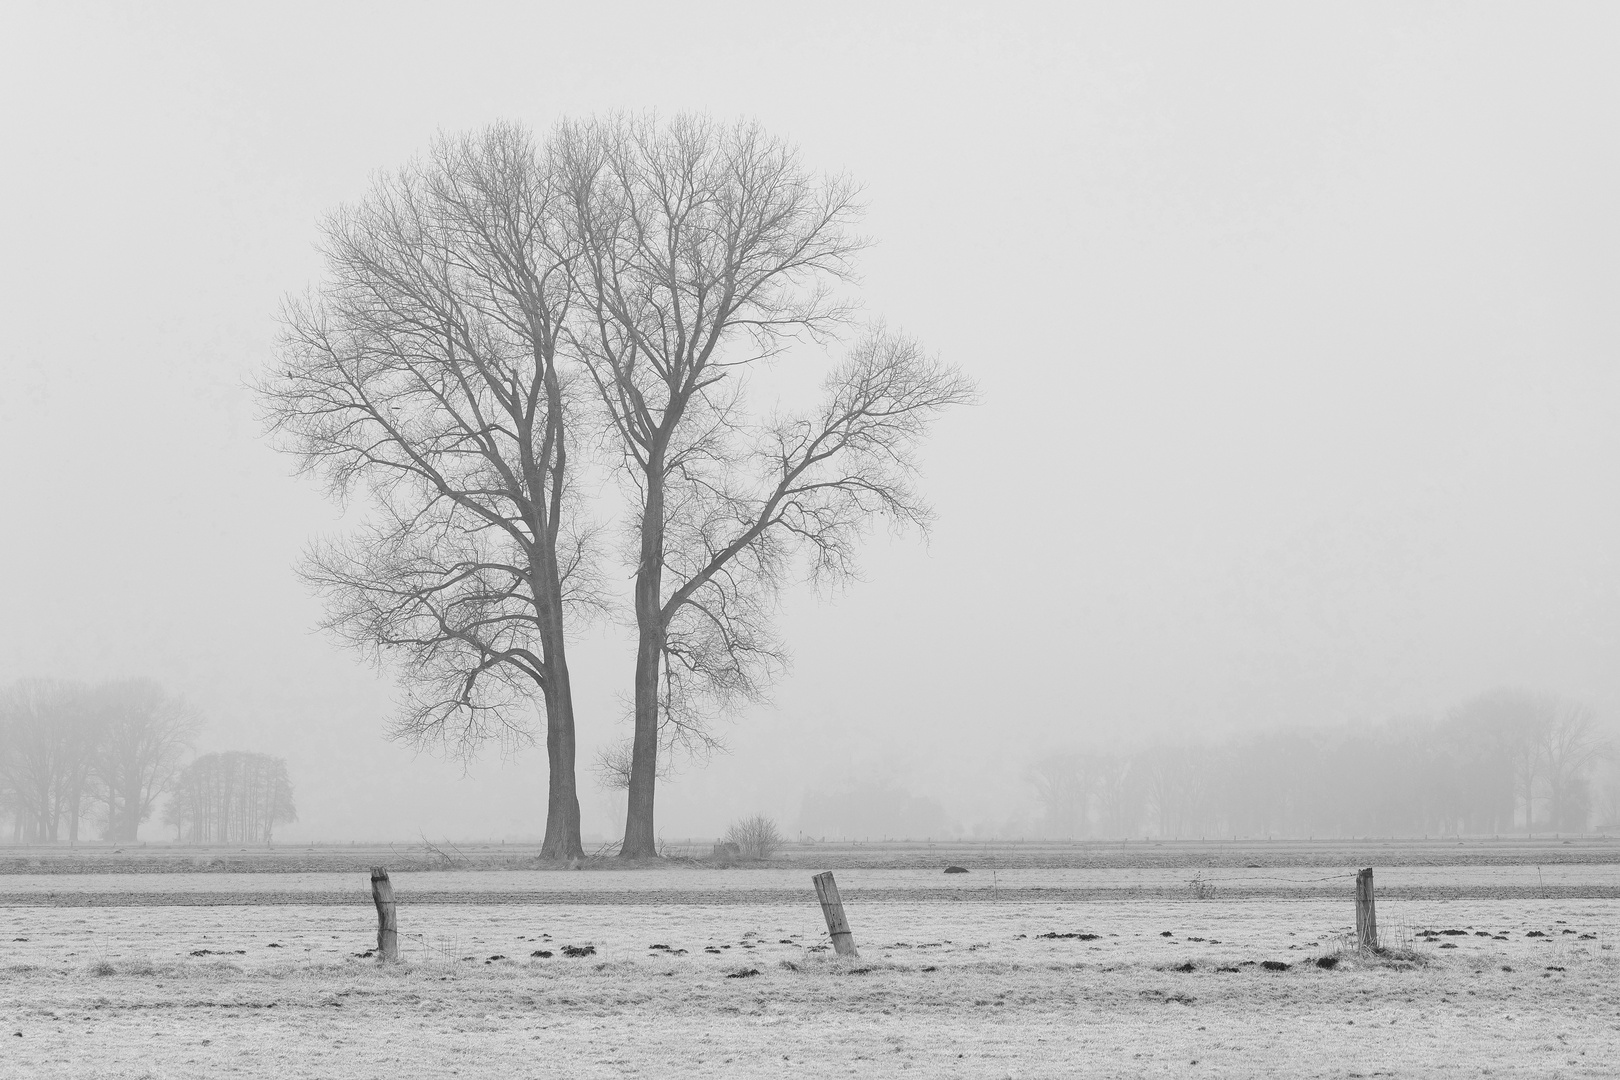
2, 948, 1617, 1078
4, 858, 1618, 1076
4, 893, 1613, 971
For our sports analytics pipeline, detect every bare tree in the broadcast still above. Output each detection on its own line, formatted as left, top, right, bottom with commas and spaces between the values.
1595, 757, 1620, 829
58, 688, 103, 844
262, 125, 600, 859
1140, 746, 1210, 838
558, 115, 975, 856
0, 680, 100, 842
1030, 752, 1092, 838
1449, 688, 1547, 832
1092, 753, 1143, 838
1537, 699, 1611, 831
592, 737, 674, 792
91, 680, 197, 842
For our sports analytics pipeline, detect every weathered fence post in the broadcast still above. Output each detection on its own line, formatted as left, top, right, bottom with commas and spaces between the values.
1355, 866, 1377, 951
371, 867, 398, 961
812, 871, 859, 958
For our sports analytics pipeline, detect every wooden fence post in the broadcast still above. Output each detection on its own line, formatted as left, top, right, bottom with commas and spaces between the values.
1355, 867, 1377, 951
371, 867, 399, 961
812, 871, 859, 958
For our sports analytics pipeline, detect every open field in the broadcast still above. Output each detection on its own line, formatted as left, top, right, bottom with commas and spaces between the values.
3, 840, 1617, 1077
5, 836, 1617, 875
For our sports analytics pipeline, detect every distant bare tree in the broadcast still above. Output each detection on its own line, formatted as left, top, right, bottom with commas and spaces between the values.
1092, 753, 1143, 838
1537, 699, 1611, 831
1141, 746, 1210, 838
557, 115, 975, 856
1437, 708, 1517, 834
262, 125, 600, 860
1595, 758, 1620, 829
0, 680, 101, 842
1030, 752, 1092, 838
166, 751, 296, 844
592, 737, 673, 791
1449, 688, 1546, 832
1449, 688, 1612, 833
91, 680, 197, 842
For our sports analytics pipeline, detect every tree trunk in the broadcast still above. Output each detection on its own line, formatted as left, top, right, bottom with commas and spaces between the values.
531, 433, 585, 862
43, 782, 61, 842
621, 459, 666, 859
539, 671, 584, 861
621, 617, 662, 858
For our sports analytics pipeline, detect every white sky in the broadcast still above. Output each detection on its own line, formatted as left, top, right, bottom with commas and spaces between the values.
2, 2, 1616, 841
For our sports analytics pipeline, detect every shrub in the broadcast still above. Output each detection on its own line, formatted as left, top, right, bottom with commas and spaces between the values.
724, 814, 784, 860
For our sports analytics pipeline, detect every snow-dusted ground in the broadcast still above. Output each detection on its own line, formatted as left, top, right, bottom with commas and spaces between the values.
2, 942, 1616, 1078
3, 858, 1618, 1076
4, 892, 1616, 968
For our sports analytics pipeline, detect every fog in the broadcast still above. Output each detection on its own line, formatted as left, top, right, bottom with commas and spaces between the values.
2, 3, 1617, 843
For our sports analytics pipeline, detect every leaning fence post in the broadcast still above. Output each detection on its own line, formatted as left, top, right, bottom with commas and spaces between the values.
371, 867, 399, 961
1355, 867, 1377, 951
812, 871, 859, 957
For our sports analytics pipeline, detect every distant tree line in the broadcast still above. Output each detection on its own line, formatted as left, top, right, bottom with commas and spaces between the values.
0, 679, 298, 845
1030, 689, 1616, 839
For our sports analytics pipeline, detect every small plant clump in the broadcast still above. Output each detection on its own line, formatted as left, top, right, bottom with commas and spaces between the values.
723, 814, 784, 860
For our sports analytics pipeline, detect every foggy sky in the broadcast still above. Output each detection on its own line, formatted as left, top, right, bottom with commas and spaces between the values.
2, 2, 1617, 841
